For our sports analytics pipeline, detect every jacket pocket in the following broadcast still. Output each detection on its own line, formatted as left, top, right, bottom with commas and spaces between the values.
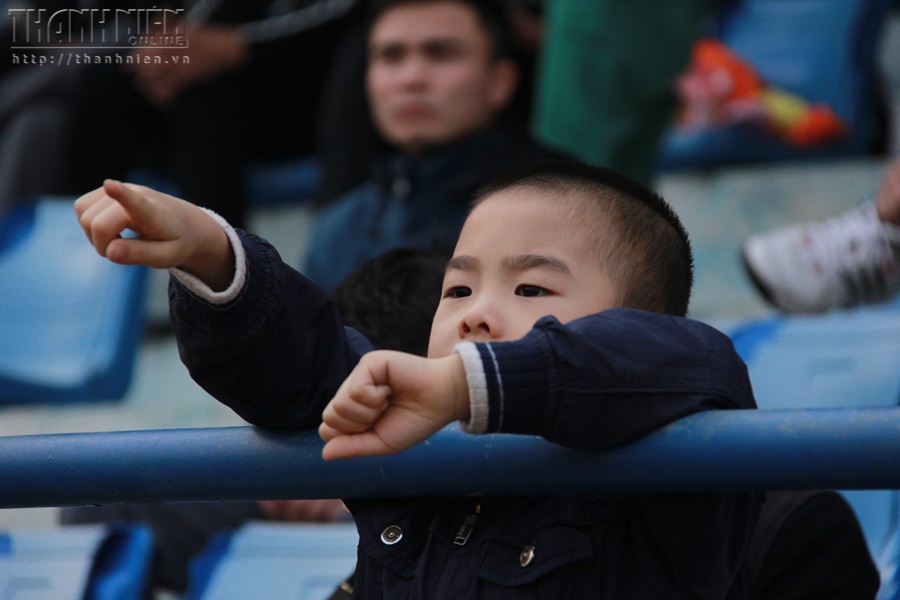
476, 523, 595, 588
352, 499, 436, 579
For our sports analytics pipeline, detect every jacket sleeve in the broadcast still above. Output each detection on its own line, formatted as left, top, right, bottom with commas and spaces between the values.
456, 308, 757, 451
169, 229, 366, 430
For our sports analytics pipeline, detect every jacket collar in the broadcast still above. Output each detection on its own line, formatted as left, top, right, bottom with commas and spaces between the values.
373, 128, 497, 201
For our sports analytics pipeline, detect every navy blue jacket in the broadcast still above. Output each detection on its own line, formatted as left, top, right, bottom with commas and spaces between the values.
171, 231, 761, 599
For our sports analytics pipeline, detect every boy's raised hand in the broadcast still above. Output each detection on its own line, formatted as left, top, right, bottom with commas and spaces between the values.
75, 180, 234, 290
319, 351, 470, 461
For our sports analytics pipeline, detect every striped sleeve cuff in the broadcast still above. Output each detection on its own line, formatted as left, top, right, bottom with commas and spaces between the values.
169, 209, 247, 305
455, 341, 489, 434
457, 329, 554, 438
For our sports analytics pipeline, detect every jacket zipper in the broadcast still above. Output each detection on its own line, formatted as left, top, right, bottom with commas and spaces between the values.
453, 499, 482, 546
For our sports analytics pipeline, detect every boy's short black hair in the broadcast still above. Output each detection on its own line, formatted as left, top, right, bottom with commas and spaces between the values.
331, 246, 452, 356
476, 160, 695, 317
367, 0, 514, 60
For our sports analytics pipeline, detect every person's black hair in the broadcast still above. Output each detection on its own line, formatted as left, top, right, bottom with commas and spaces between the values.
476, 159, 695, 317
366, 0, 515, 59
331, 246, 452, 356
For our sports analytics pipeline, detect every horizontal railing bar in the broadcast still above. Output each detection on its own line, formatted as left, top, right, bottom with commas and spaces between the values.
1, 407, 899, 508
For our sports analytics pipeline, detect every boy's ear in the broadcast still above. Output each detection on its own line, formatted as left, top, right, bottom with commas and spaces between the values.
488, 58, 518, 112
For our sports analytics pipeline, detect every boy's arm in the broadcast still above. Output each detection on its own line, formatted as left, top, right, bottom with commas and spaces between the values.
320, 308, 755, 459
170, 226, 363, 429
458, 309, 756, 450
76, 180, 362, 429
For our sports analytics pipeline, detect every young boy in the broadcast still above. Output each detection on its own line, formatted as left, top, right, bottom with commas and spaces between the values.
76, 160, 760, 598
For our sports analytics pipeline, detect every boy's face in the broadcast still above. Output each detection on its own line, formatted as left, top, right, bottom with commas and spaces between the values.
428, 189, 619, 358
366, 1, 516, 156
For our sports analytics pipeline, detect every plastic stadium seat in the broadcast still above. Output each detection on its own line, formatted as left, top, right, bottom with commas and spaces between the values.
729, 306, 900, 413
658, 0, 892, 170
186, 523, 358, 600
0, 199, 147, 403
245, 157, 321, 206
0, 524, 153, 600
727, 304, 900, 597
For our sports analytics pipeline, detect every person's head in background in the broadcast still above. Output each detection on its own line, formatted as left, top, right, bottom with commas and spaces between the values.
257, 246, 450, 525
332, 246, 452, 357
428, 160, 694, 357
365, 0, 519, 156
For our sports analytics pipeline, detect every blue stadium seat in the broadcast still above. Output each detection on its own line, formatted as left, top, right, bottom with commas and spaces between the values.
0, 199, 147, 404
186, 523, 358, 600
0, 524, 153, 600
727, 304, 900, 597
658, 0, 892, 170
245, 157, 321, 207
729, 306, 900, 413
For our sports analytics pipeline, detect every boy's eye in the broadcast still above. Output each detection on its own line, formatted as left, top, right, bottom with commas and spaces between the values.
516, 285, 549, 297
445, 286, 472, 299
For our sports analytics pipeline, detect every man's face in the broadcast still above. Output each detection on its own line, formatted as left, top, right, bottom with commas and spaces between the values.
366, 1, 516, 156
427, 189, 620, 358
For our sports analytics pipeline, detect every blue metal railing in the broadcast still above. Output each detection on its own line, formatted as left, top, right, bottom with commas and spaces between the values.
1, 407, 899, 508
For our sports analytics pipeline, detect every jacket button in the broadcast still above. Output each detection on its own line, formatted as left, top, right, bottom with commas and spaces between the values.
519, 545, 535, 567
380, 525, 403, 545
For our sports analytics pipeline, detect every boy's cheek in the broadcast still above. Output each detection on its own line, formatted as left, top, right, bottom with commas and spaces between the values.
426, 326, 455, 359
426, 308, 456, 358
426, 337, 450, 359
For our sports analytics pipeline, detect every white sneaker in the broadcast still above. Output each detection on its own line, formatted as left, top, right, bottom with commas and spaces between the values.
741, 203, 900, 313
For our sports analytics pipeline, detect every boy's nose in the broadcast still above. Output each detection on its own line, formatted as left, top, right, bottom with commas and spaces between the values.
458, 317, 490, 339
458, 307, 495, 341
